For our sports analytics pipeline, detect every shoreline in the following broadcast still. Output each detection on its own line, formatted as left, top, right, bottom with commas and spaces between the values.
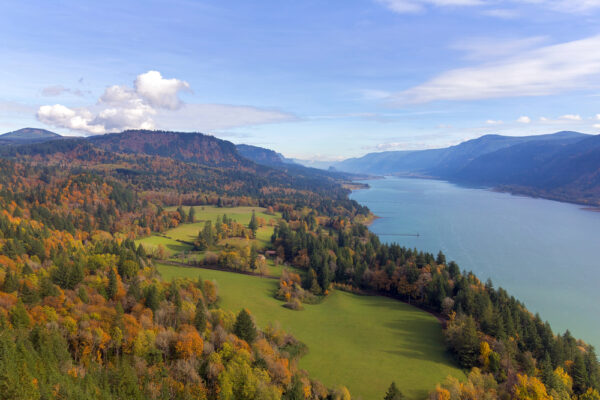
353, 175, 600, 213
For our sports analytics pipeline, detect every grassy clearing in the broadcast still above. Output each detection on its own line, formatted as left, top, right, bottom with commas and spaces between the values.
138, 206, 279, 260
157, 263, 463, 400
135, 235, 192, 257
161, 206, 277, 249
166, 205, 280, 225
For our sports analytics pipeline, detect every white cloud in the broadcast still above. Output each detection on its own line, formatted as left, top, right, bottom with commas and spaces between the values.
42, 85, 89, 97
394, 35, 600, 104
376, 0, 483, 13
452, 36, 546, 61
517, 116, 531, 123
134, 71, 190, 110
37, 71, 293, 135
37, 104, 106, 134
594, 124, 600, 129
480, 8, 520, 18
486, 119, 503, 125
596, 114, 600, 120
559, 114, 582, 121
155, 104, 295, 131
376, 0, 600, 14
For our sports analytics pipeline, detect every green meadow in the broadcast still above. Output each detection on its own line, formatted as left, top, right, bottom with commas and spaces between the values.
137, 206, 279, 256
157, 263, 463, 400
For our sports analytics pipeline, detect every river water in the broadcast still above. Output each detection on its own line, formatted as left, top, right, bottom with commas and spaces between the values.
350, 176, 600, 350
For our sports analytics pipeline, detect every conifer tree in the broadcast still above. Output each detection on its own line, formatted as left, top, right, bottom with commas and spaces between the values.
194, 297, 207, 334
107, 268, 118, 300
234, 308, 257, 343
384, 382, 403, 400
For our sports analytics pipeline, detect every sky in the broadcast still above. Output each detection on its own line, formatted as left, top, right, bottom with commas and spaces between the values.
1, 0, 600, 161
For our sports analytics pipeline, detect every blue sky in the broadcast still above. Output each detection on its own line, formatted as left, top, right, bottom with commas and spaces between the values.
1, 0, 600, 160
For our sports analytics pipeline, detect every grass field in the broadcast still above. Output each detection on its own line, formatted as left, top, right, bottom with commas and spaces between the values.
157, 263, 463, 400
134, 235, 193, 257
137, 206, 279, 258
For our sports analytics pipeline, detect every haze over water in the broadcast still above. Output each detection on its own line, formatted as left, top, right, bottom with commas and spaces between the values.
350, 177, 600, 350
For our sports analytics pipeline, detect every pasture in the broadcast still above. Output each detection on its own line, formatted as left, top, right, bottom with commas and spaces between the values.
157, 263, 463, 400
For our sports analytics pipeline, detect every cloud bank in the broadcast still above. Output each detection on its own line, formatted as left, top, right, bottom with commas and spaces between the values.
37, 71, 293, 135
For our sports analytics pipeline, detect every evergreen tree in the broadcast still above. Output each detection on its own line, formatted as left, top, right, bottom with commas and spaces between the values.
248, 210, 258, 237
574, 353, 589, 394
194, 297, 207, 334
436, 251, 446, 265
9, 301, 31, 329
384, 382, 403, 400
144, 285, 160, 313
107, 268, 118, 300
234, 308, 257, 343
188, 206, 195, 223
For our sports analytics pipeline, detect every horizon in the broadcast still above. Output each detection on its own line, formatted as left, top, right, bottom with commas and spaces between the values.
2, 1, 600, 160
4, 126, 595, 163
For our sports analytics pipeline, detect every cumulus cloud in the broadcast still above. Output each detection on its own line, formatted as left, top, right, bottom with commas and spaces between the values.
393, 35, 600, 104
37, 71, 293, 135
37, 104, 106, 134
134, 71, 190, 109
486, 119, 503, 125
517, 116, 531, 123
594, 124, 600, 129
596, 114, 600, 120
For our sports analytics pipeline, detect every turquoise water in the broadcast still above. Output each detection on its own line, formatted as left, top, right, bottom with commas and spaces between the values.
350, 176, 600, 350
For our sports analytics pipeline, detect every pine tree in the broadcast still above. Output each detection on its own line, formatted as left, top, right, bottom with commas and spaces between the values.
248, 210, 258, 237
188, 206, 195, 223
573, 353, 588, 394
107, 268, 118, 300
194, 297, 207, 334
234, 308, 257, 343
384, 382, 403, 400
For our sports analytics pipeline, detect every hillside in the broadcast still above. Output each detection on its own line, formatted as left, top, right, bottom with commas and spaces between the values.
0, 127, 62, 144
335, 131, 600, 205
236, 143, 295, 167
89, 129, 251, 168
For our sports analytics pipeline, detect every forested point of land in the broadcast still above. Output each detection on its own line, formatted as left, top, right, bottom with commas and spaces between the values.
0, 132, 598, 400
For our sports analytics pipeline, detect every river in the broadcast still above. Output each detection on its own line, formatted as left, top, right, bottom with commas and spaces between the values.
350, 176, 600, 350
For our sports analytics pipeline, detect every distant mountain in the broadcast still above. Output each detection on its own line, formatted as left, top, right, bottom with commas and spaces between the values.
236, 144, 296, 167
0, 128, 62, 144
291, 159, 337, 170
236, 143, 367, 184
335, 131, 600, 206
335, 131, 588, 175
89, 130, 251, 168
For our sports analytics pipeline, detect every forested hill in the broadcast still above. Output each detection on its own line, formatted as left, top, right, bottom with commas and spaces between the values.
334, 131, 600, 206
89, 130, 251, 168
236, 143, 295, 167
0, 127, 62, 144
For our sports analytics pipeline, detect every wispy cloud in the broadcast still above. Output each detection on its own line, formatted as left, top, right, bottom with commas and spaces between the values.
393, 35, 600, 104
376, 0, 600, 14
559, 114, 582, 121
451, 36, 547, 61
37, 71, 294, 135
376, 0, 482, 13
41, 85, 90, 97
486, 119, 503, 125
